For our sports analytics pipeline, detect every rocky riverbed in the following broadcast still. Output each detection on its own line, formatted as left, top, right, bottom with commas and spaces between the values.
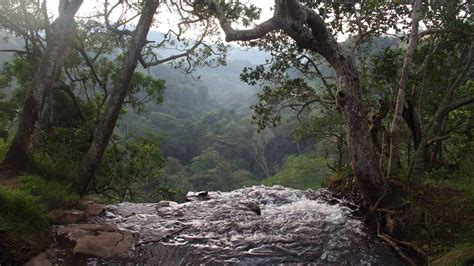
38, 186, 401, 265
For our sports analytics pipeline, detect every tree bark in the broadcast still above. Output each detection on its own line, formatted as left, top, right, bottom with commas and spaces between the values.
2, 0, 83, 170
210, 0, 384, 203
402, 99, 423, 150
73, 0, 160, 194
386, 0, 423, 180
370, 99, 390, 152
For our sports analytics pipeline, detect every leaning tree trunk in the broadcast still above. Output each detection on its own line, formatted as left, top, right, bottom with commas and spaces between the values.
210, 0, 385, 203
2, 0, 83, 171
73, 0, 160, 194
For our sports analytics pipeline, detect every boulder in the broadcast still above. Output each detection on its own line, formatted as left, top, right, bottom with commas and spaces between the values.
185, 191, 211, 201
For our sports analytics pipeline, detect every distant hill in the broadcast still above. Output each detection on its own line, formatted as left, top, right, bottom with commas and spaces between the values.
0, 30, 400, 112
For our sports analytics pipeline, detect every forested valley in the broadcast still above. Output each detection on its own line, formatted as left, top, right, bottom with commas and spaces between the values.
0, 0, 472, 264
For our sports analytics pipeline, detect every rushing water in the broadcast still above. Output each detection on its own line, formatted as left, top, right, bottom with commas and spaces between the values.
76, 185, 400, 265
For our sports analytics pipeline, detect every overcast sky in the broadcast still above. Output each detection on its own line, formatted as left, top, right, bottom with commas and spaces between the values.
46, 0, 274, 35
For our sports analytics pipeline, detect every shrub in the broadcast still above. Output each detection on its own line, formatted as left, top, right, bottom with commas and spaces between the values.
0, 187, 48, 236
16, 175, 79, 208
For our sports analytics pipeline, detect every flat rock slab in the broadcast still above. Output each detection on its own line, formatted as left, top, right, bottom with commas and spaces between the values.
55, 223, 137, 259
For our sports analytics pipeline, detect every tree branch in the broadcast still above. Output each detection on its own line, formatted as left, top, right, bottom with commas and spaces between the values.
447, 96, 474, 112
208, 0, 278, 42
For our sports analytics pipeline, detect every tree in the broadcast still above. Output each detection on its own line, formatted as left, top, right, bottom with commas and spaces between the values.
72, 0, 161, 193
0, 0, 227, 192
386, 0, 422, 180
208, 0, 385, 203
207, 0, 473, 204
94, 131, 165, 202
206, 2, 473, 262
73, 0, 227, 194
1, 0, 83, 170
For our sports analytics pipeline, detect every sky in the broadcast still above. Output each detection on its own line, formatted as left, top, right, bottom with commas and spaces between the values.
46, 0, 274, 36
45, 0, 358, 44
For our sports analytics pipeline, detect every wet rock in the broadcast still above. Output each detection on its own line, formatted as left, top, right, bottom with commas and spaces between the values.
155, 207, 172, 217
55, 223, 137, 259
101, 186, 401, 265
237, 201, 261, 215
82, 201, 105, 218
155, 201, 179, 217
155, 200, 178, 208
48, 186, 401, 265
186, 191, 211, 201
172, 209, 184, 217
24, 253, 51, 266
51, 210, 87, 225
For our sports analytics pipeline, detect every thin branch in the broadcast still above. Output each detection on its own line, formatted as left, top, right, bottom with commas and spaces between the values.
59, 84, 87, 122
139, 22, 210, 68
419, 28, 474, 38
299, 54, 335, 99
0, 49, 31, 55
72, 41, 108, 108
104, 0, 134, 36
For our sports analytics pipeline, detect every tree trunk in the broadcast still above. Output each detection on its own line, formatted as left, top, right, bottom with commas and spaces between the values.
73, 0, 160, 194
332, 57, 384, 203
281, 2, 385, 202
386, 0, 423, 180
210, 0, 385, 203
403, 99, 423, 150
370, 98, 390, 153
2, 0, 83, 170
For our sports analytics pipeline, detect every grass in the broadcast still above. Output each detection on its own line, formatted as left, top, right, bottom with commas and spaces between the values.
412, 162, 474, 265
0, 175, 81, 263
432, 243, 474, 265
0, 186, 48, 236
0, 186, 50, 264
0, 174, 80, 236
16, 175, 80, 209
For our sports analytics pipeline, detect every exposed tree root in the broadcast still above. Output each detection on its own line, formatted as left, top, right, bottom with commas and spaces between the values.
370, 185, 426, 265
382, 233, 426, 258
378, 232, 417, 266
